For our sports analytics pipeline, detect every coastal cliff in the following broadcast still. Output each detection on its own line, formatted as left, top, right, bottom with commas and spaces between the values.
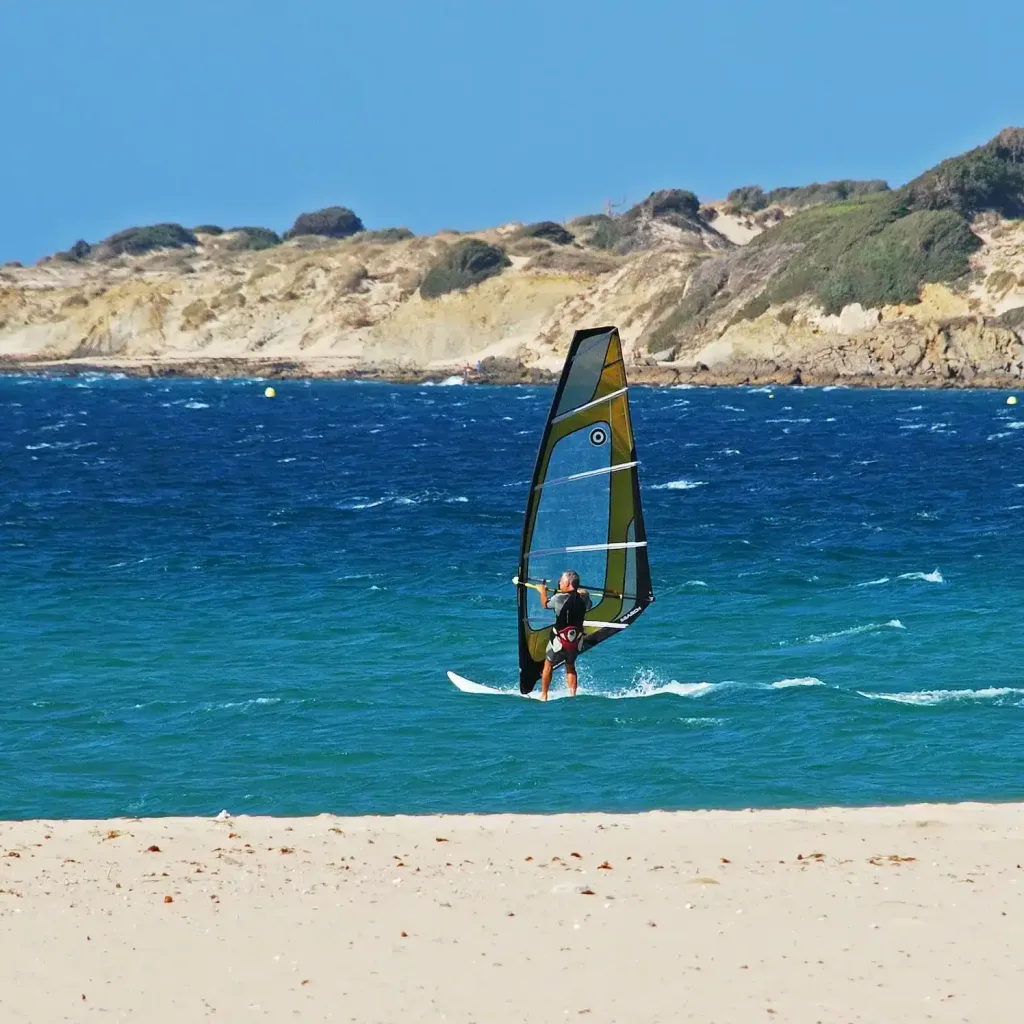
3, 131, 1024, 387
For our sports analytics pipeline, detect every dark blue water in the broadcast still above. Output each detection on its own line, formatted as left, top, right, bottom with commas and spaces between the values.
2, 375, 1023, 819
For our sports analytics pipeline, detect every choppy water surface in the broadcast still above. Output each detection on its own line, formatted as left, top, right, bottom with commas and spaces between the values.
2, 376, 1023, 818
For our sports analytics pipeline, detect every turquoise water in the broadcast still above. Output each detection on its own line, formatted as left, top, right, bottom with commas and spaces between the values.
3, 375, 1023, 819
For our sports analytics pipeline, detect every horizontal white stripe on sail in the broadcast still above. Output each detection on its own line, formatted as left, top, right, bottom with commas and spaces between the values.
551, 386, 628, 424
583, 620, 628, 630
533, 461, 638, 491
528, 541, 647, 557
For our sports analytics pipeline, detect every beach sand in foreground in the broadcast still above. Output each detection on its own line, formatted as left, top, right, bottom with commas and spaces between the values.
1, 804, 1021, 1022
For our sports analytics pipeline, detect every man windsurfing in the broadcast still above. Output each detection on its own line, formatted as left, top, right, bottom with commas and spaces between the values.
537, 570, 592, 701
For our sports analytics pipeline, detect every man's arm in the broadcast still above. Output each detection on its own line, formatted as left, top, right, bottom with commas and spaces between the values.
538, 583, 549, 609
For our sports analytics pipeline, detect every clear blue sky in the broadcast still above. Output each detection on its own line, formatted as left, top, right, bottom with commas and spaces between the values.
2, 0, 1022, 264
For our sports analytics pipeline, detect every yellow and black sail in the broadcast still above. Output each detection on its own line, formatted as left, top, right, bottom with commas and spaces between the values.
517, 327, 654, 694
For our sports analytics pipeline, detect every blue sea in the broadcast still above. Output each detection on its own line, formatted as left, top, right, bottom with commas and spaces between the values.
2, 375, 1023, 820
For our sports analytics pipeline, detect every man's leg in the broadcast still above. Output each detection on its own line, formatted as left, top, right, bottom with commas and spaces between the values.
565, 657, 578, 696
540, 658, 554, 701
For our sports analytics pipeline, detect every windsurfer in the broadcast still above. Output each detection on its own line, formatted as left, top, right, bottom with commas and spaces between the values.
537, 571, 592, 701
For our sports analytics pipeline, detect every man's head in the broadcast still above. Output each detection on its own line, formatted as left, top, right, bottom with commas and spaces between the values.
559, 570, 580, 592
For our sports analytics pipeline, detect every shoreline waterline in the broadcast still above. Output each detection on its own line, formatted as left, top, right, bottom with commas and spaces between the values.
3, 354, 1024, 390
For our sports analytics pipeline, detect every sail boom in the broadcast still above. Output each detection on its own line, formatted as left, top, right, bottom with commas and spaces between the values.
527, 541, 648, 557
533, 461, 638, 491
550, 386, 628, 424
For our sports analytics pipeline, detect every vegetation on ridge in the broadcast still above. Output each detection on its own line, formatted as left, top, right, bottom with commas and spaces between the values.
725, 180, 890, 214
419, 239, 510, 299
96, 223, 198, 259
286, 206, 364, 240
225, 226, 282, 251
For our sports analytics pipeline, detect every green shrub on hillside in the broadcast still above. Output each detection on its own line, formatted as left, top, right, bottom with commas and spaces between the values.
624, 189, 701, 225
768, 179, 890, 208
226, 226, 282, 251
517, 221, 575, 245
740, 193, 981, 317
567, 214, 625, 250
816, 211, 980, 313
286, 206, 364, 240
420, 239, 510, 299
906, 148, 1024, 218
357, 227, 415, 243
726, 181, 889, 215
194, 224, 224, 235
753, 192, 909, 305
54, 239, 93, 262
725, 186, 767, 213
97, 223, 198, 258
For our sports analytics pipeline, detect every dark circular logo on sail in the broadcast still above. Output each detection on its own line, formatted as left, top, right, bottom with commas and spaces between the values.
589, 427, 608, 447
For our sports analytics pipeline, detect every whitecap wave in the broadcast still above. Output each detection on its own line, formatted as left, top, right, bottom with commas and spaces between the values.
683, 580, 708, 587
896, 569, 943, 583
201, 697, 282, 712
652, 479, 708, 491
858, 687, 1024, 706
857, 569, 943, 587
770, 677, 826, 689
796, 619, 905, 645
183, 401, 209, 410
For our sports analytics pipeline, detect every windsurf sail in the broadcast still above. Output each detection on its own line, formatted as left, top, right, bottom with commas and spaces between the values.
517, 326, 654, 694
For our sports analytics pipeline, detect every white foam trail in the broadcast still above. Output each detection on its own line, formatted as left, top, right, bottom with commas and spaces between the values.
607, 680, 716, 699
858, 687, 1024, 706
683, 580, 708, 587
183, 401, 209, 410
856, 576, 891, 587
652, 479, 708, 491
803, 620, 904, 644
447, 671, 718, 701
1007, 421, 1024, 429
857, 569, 943, 587
896, 569, 943, 583
770, 677, 825, 689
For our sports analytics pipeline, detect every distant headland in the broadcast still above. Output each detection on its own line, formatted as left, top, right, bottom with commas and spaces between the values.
3, 130, 1024, 388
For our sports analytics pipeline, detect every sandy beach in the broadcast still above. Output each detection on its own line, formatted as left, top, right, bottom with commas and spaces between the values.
0, 804, 1020, 1022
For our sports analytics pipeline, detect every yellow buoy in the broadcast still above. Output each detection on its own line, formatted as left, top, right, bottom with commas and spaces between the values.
1008, 395, 1018, 405
264, 386, 276, 398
